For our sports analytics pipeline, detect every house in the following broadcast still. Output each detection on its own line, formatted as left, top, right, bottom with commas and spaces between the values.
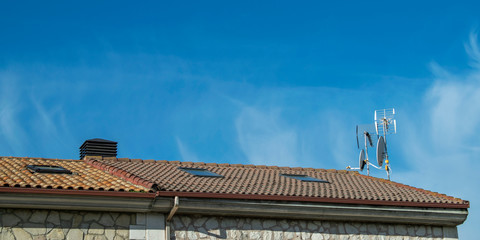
0, 139, 469, 239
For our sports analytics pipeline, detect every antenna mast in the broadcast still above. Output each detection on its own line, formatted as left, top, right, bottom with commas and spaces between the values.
364, 131, 370, 175
347, 108, 397, 180
374, 108, 396, 180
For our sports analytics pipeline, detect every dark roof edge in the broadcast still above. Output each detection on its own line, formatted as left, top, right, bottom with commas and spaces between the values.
156, 191, 470, 209
0, 187, 155, 198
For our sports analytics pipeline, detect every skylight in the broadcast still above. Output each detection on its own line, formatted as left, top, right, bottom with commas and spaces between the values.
281, 174, 329, 183
26, 165, 72, 174
179, 167, 223, 177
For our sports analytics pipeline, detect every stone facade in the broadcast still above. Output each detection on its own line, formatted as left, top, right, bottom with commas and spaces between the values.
0, 208, 135, 240
0, 209, 461, 240
170, 215, 459, 240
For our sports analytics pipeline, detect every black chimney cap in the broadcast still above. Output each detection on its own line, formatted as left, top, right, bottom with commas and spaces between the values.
80, 138, 117, 159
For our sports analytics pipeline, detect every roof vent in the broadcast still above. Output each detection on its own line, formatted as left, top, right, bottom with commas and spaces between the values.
27, 165, 72, 174
280, 174, 329, 183
80, 138, 117, 159
179, 167, 223, 177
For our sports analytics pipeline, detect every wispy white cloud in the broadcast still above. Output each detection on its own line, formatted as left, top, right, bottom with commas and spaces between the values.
231, 87, 362, 169
398, 31, 480, 238
0, 67, 81, 158
29, 93, 75, 154
0, 72, 28, 155
465, 31, 480, 68
325, 110, 358, 167
176, 137, 200, 162
235, 105, 299, 167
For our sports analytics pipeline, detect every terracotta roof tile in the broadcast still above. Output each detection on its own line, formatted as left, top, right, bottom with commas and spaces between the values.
6, 156, 467, 208
87, 157, 468, 208
0, 157, 151, 193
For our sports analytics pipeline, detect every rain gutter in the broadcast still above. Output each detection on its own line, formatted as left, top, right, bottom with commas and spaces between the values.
159, 197, 468, 227
0, 187, 167, 213
0, 188, 468, 227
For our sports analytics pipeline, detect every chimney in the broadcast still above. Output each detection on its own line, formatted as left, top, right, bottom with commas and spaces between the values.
80, 138, 117, 159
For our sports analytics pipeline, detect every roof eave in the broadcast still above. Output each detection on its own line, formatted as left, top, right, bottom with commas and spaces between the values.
162, 197, 468, 227
0, 188, 468, 226
0, 187, 163, 213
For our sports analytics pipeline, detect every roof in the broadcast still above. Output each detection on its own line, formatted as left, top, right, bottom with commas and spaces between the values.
0, 157, 151, 193
84, 156, 469, 209
0, 155, 469, 209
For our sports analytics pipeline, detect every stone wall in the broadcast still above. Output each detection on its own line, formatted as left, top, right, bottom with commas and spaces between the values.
0, 209, 461, 240
170, 215, 459, 240
0, 208, 135, 240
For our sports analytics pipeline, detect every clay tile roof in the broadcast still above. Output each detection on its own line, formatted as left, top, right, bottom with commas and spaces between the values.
3, 156, 468, 208
88, 158, 469, 208
0, 157, 151, 193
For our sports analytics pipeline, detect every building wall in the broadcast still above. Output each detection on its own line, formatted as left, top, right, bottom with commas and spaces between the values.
0, 209, 461, 240
0, 208, 135, 240
170, 215, 459, 240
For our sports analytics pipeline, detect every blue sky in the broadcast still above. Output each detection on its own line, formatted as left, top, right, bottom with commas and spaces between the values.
1, 1, 479, 237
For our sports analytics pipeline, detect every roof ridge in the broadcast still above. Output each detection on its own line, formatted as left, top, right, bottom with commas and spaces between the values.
0, 156, 81, 162
83, 158, 159, 191
0, 156, 353, 174
357, 174, 469, 206
82, 156, 352, 174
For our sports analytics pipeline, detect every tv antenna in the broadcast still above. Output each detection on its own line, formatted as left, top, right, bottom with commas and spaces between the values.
374, 108, 396, 180
347, 108, 397, 180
